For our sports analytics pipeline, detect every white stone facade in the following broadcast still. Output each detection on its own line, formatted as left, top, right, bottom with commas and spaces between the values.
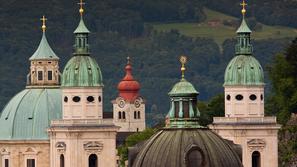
112, 97, 146, 132
29, 60, 60, 86
62, 87, 103, 119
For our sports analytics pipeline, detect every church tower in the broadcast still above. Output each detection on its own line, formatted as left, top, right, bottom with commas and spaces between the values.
49, 1, 119, 167
112, 57, 146, 132
27, 16, 60, 87
209, 1, 281, 167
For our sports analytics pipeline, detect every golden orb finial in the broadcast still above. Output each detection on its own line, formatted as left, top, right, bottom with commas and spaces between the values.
40, 15, 47, 33
127, 56, 131, 65
78, 0, 86, 16
179, 55, 188, 79
240, 0, 247, 16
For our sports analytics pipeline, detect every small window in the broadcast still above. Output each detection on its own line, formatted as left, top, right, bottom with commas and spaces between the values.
5, 159, 9, 167
226, 95, 231, 101
64, 96, 68, 103
249, 94, 257, 101
137, 128, 139, 132
48, 71, 53, 81
261, 94, 264, 101
186, 148, 204, 167
27, 159, 35, 167
73, 96, 81, 102
134, 111, 137, 119
60, 154, 64, 167
123, 112, 126, 119
87, 96, 95, 102
174, 102, 179, 118
138, 111, 141, 119
98, 96, 102, 102
235, 95, 244, 101
37, 71, 43, 81
118, 112, 122, 119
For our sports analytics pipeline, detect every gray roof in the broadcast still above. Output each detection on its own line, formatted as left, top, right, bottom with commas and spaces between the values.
131, 129, 242, 167
236, 18, 252, 33
29, 33, 59, 60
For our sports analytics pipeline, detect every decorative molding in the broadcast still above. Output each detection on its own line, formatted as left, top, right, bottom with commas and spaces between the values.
83, 141, 103, 154
247, 139, 266, 152
22, 147, 39, 155
56, 142, 66, 153
0, 148, 10, 155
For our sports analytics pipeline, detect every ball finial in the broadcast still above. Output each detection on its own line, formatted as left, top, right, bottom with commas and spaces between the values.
180, 55, 187, 80
40, 15, 47, 33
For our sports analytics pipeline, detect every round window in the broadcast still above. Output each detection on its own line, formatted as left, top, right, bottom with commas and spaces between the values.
226, 95, 231, 101
73, 96, 81, 102
235, 95, 244, 101
87, 96, 95, 102
249, 94, 257, 101
98, 96, 102, 102
64, 96, 68, 103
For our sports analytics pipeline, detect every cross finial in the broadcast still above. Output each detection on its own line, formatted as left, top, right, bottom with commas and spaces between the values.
78, 0, 86, 16
127, 56, 131, 65
240, 0, 247, 16
40, 15, 47, 33
179, 55, 187, 80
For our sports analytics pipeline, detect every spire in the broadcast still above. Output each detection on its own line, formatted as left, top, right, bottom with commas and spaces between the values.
117, 57, 141, 102
167, 56, 202, 129
74, 0, 90, 55
29, 16, 59, 60
235, 0, 253, 55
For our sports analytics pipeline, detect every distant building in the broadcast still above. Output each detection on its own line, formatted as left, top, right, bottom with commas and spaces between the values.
209, 3, 281, 167
0, 2, 145, 167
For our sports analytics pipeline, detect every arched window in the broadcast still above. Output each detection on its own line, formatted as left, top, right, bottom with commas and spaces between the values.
60, 155, 64, 167
89, 154, 98, 167
118, 112, 122, 119
252, 151, 261, 167
123, 112, 126, 119
138, 111, 141, 119
183, 101, 189, 118
134, 111, 137, 119
185, 147, 204, 167
174, 102, 179, 118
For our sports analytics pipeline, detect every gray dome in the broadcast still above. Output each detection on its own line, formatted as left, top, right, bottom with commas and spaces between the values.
131, 129, 242, 167
0, 88, 62, 140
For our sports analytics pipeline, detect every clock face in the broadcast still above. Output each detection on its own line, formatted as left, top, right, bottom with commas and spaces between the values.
134, 98, 142, 108
118, 100, 125, 108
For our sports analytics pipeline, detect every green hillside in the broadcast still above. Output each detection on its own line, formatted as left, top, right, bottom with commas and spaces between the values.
153, 8, 297, 46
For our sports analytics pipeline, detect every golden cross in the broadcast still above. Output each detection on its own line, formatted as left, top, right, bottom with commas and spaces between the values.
78, 0, 86, 16
40, 15, 47, 32
240, 0, 247, 16
179, 55, 187, 79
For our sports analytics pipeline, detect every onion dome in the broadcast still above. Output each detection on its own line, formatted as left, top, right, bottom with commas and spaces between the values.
29, 16, 59, 61
0, 89, 62, 140
61, 5, 103, 87
130, 56, 243, 167
224, 5, 264, 86
117, 57, 140, 101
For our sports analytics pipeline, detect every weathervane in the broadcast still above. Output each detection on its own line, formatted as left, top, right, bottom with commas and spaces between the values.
180, 55, 187, 80
240, 0, 247, 16
40, 15, 47, 33
78, 0, 86, 16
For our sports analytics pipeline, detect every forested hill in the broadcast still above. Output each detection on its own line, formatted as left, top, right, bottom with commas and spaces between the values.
0, 0, 295, 124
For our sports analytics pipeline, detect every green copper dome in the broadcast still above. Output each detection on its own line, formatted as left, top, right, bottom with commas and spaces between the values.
169, 79, 198, 96
224, 14, 264, 86
0, 89, 62, 140
224, 55, 264, 86
29, 32, 59, 60
62, 56, 103, 87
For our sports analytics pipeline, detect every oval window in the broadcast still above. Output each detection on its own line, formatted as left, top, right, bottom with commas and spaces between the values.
235, 95, 244, 101
64, 96, 68, 103
226, 95, 231, 101
98, 96, 102, 102
87, 96, 95, 102
73, 96, 81, 102
261, 94, 264, 101
249, 94, 257, 101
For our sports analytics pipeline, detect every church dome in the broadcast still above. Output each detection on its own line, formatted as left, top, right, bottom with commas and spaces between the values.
169, 79, 198, 96
131, 129, 242, 167
117, 58, 140, 101
224, 55, 264, 86
62, 56, 103, 87
0, 89, 62, 140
